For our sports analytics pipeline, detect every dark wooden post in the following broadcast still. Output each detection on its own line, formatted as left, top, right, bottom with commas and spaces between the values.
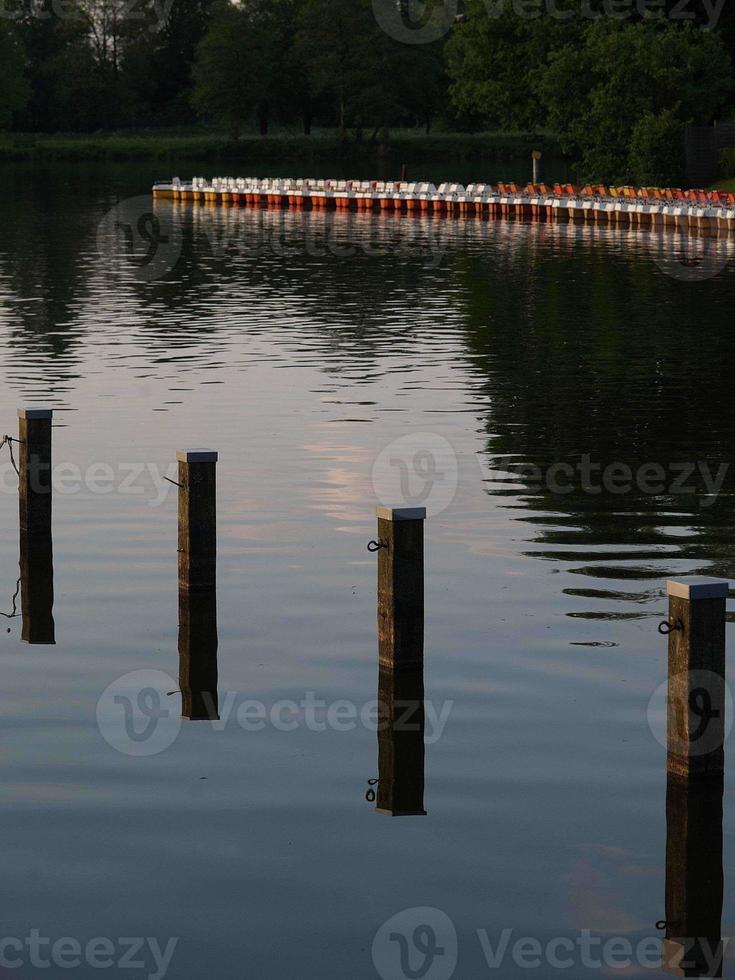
376, 666, 426, 817
376, 507, 425, 671
665, 578, 728, 779
179, 588, 218, 721
18, 408, 52, 535
20, 530, 54, 645
17, 409, 54, 644
177, 450, 217, 593
176, 449, 219, 721
176, 450, 218, 720
662, 772, 724, 977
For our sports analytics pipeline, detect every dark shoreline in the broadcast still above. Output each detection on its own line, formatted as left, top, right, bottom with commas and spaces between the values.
0, 130, 564, 166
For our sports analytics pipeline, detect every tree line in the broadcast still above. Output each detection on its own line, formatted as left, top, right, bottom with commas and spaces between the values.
1, 0, 733, 182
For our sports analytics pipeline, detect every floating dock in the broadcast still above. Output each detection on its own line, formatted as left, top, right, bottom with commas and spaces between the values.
152, 177, 735, 233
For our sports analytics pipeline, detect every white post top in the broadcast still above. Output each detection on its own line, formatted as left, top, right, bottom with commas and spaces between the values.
17, 408, 53, 420
376, 506, 427, 522
176, 449, 218, 463
667, 577, 730, 600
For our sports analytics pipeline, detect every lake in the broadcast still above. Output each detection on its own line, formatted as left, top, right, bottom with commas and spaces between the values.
0, 162, 733, 979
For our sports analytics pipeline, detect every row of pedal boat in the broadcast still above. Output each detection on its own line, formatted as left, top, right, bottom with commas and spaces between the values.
152, 177, 735, 228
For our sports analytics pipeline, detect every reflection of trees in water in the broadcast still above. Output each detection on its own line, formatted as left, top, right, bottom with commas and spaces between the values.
0, 165, 136, 396
182, 203, 459, 319
455, 222, 735, 603
0, 166, 99, 370
169, 207, 735, 606
3, 185, 735, 603
132, 203, 470, 380
2, 183, 465, 388
0, 164, 183, 388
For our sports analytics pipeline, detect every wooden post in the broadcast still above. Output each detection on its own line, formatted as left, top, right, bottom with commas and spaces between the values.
376, 507, 425, 671
20, 530, 54, 645
18, 408, 52, 535
662, 772, 723, 977
178, 588, 218, 720
176, 450, 218, 720
376, 666, 426, 817
665, 578, 728, 779
532, 150, 542, 184
177, 450, 217, 593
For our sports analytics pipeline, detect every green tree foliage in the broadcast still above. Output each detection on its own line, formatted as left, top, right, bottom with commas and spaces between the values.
536, 21, 732, 181
627, 108, 685, 186
260, 0, 316, 133
149, 0, 216, 121
10, 0, 213, 131
189, 0, 445, 136
2, 0, 734, 191
295, 0, 444, 133
0, 23, 30, 129
446, 4, 732, 182
446, 0, 575, 131
295, 0, 375, 131
192, 1, 278, 136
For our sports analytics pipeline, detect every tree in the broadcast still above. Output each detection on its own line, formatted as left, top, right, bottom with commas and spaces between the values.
192, 1, 275, 137
445, 0, 575, 132
15, 0, 141, 131
0, 26, 28, 129
535, 21, 732, 181
628, 108, 685, 186
145, 0, 215, 123
402, 36, 446, 133
295, 0, 446, 134
446, 3, 733, 183
295, 0, 373, 131
354, 11, 446, 134
0, 23, 30, 129
262, 0, 316, 134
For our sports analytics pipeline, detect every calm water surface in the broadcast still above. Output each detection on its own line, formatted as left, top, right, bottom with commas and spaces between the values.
0, 163, 733, 978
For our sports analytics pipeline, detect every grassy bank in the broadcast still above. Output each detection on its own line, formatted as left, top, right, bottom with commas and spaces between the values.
0, 128, 562, 165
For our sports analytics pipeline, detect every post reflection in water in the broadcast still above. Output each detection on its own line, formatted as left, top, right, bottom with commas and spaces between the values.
178, 588, 219, 721
662, 773, 724, 978
19, 529, 55, 645
375, 667, 426, 817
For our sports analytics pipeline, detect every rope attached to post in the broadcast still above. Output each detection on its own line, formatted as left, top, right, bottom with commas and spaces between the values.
0, 435, 21, 478
0, 577, 21, 619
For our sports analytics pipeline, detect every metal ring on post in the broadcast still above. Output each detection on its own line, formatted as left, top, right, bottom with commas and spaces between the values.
367, 539, 388, 553
658, 619, 684, 636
